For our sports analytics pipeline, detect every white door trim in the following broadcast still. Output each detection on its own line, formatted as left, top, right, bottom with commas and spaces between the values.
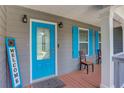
30, 19, 58, 84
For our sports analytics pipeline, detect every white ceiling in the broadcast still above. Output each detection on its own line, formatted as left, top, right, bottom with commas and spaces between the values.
115, 6, 124, 23
22, 5, 110, 27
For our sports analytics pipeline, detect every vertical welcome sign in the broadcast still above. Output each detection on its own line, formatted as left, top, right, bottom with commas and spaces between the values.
6, 37, 22, 88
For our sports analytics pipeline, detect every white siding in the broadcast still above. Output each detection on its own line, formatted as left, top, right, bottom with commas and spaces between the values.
0, 5, 7, 88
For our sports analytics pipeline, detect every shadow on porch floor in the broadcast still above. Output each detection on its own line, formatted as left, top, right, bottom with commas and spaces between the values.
59, 64, 101, 88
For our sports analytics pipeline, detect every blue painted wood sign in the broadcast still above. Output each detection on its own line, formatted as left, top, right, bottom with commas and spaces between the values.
6, 37, 22, 88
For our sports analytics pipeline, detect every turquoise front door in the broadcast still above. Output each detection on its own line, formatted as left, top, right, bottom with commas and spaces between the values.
31, 20, 56, 81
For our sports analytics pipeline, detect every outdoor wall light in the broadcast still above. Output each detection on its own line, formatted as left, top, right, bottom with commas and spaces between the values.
22, 15, 28, 23
58, 22, 63, 28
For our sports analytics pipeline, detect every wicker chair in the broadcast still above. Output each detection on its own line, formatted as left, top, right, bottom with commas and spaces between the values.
79, 50, 94, 74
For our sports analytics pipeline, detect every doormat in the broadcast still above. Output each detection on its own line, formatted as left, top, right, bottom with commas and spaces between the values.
32, 77, 65, 88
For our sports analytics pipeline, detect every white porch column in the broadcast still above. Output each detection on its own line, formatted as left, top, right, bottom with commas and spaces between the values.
100, 8, 115, 88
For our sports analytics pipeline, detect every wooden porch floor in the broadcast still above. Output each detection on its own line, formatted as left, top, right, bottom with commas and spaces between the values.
59, 64, 101, 88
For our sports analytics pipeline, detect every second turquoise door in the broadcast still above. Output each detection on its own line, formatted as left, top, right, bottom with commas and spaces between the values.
31, 20, 56, 81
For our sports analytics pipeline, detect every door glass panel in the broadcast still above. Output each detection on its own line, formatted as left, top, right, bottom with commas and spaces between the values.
37, 28, 50, 60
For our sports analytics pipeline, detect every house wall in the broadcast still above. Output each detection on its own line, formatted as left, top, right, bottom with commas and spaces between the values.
5, 5, 100, 87
0, 5, 7, 88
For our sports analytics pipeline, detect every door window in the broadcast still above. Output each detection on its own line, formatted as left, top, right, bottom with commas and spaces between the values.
37, 28, 50, 60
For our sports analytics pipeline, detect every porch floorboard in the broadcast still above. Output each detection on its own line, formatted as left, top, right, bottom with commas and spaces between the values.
59, 64, 101, 88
